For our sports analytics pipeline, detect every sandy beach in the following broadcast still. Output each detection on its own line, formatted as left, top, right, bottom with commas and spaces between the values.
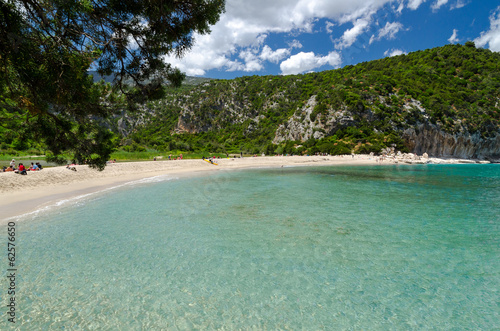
0, 154, 488, 222
0, 155, 376, 221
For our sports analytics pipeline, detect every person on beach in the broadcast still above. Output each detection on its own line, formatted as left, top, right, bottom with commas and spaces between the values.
36, 162, 43, 170
5, 166, 13, 172
10, 159, 15, 168
16, 163, 27, 175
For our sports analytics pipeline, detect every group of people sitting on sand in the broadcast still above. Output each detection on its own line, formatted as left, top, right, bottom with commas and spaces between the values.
66, 163, 78, 171
167, 154, 183, 160
2, 159, 43, 174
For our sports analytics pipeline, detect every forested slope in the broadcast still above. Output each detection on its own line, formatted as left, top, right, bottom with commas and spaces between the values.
2, 43, 499, 160
124, 43, 499, 158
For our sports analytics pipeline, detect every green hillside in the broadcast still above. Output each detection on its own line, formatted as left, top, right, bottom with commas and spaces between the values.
2, 43, 499, 161
124, 43, 499, 157
89, 72, 213, 86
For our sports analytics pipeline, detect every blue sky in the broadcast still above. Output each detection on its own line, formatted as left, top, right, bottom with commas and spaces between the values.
163, 0, 500, 79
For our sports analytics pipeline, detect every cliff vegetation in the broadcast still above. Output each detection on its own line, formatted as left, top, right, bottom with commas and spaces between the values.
123, 43, 500, 159
2, 43, 500, 161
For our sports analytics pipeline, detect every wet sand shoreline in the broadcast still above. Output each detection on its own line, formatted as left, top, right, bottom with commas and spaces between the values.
0, 155, 490, 222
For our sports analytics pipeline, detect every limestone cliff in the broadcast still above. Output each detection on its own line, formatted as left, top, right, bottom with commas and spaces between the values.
121, 44, 500, 159
402, 124, 500, 159
272, 95, 499, 159
273, 95, 355, 144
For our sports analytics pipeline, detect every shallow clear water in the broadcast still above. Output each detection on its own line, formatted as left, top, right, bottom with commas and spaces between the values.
1, 164, 499, 329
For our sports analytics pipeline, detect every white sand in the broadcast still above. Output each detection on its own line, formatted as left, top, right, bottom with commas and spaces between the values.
0, 154, 475, 222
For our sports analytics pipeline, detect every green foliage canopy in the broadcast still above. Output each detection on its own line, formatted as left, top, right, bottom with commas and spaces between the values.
0, 0, 225, 169
127, 44, 499, 157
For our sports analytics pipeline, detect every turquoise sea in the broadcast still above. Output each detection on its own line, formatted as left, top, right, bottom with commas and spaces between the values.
1, 164, 499, 330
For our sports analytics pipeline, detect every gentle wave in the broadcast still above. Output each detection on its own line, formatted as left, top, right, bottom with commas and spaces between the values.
4, 174, 177, 222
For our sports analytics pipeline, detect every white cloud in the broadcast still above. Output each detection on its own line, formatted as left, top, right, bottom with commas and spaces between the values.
384, 48, 407, 57
280, 51, 342, 75
396, 1, 405, 13
225, 60, 245, 72
162, 0, 482, 76
239, 49, 264, 72
166, 0, 486, 76
408, 0, 426, 10
326, 21, 335, 33
260, 45, 291, 63
378, 21, 403, 38
448, 29, 459, 43
335, 16, 372, 49
369, 21, 404, 44
450, 0, 468, 10
475, 6, 500, 52
288, 39, 303, 49
162, 0, 399, 76
431, 0, 448, 11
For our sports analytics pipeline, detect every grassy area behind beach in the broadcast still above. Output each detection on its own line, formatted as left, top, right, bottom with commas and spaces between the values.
0, 150, 232, 168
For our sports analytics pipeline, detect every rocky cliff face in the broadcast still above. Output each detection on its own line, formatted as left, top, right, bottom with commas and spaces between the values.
120, 70, 499, 160
109, 44, 500, 159
403, 124, 500, 160
273, 96, 321, 143
272, 95, 499, 159
273, 95, 356, 144
173, 87, 264, 134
